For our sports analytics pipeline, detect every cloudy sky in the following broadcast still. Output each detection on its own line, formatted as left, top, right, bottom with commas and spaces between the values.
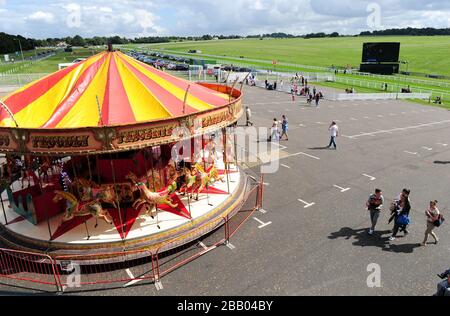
0, 0, 449, 38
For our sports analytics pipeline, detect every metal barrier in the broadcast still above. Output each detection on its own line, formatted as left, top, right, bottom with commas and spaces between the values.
0, 173, 264, 293
0, 248, 60, 292
333, 92, 431, 101
0, 73, 49, 86
54, 250, 156, 292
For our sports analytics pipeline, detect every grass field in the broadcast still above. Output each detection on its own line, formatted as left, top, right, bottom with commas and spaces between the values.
127, 36, 450, 77
122, 36, 450, 103
0, 48, 103, 74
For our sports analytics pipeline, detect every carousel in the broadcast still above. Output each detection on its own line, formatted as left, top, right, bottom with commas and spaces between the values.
0, 47, 246, 260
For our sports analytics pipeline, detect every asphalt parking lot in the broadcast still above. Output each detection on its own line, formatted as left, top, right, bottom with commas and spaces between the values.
1, 85, 450, 296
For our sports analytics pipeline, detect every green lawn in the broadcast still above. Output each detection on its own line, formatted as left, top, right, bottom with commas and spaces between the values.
126, 36, 450, 77
12, 48, 103, 73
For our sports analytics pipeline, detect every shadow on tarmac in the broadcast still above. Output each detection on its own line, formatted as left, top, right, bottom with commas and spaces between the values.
308, 146, 331, 150
434, 161, 450, 164
328, 227, 422, 253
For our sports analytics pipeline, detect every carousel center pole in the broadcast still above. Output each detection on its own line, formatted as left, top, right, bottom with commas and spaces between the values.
202, 134, 213, 207
109, 154, 126, 240
1, 192, 8, 225
222, 128, 231, 194
149, 147, 161, 230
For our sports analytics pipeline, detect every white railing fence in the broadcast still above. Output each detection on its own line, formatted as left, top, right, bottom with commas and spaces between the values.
333, 93, 431, 101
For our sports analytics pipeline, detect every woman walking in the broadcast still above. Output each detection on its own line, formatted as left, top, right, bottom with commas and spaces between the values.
269, 118, 279, 142
389, 190, 411, 241
421, 200, 440, 246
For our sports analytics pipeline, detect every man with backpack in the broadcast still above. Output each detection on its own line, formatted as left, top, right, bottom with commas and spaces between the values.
366, 189, 384, 235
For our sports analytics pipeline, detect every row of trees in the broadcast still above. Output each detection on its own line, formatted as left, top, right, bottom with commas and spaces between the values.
1, 27, 449, 54
0, 33, 41, 55
360, 27, 450, 36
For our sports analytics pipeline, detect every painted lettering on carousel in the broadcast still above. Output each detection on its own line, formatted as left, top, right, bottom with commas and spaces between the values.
202, 110, 230, 128
0, 135, 10, 147
31, 135, 90, 149
116, 125, 175, 144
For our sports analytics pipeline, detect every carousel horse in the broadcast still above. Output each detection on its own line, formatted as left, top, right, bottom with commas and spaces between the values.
165, 160, 181, 195
72, 178, 119, 208
53, 191, 113, 225
189, 164, 225, 201
179, 167, 198, 199
126, 172, 178, 217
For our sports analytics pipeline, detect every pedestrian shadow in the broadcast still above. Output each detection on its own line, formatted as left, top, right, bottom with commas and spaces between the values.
382, 243, 422, 254
434, 161, 450, 165
328, 227, 391, 248
308, 146, 330, 150
329, 227, 423, 254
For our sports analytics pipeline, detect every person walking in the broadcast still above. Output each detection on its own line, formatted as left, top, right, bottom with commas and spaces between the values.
245, 106, 254, 127
291, 87, 295, 101
280, 115, 289, 141
366, 189, 384, 235
269, 118, 279, 142
315, 93, 320, 107
389, 191, 411, 241
421, 200, 441, 246
327, 122, 339, 150
435, 273, 450, 296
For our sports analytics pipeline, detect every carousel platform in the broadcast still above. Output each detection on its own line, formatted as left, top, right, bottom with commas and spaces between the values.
0, 160, 246, 261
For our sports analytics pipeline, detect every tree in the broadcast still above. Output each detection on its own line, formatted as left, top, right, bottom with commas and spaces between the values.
70, 35, 86, 47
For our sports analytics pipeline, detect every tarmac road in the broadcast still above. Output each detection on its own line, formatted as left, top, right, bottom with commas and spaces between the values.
1, 85, 450, 296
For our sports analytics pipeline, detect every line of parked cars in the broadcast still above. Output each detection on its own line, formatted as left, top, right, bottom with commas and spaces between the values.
127, 51, 190, 71
127, 50, 255, 74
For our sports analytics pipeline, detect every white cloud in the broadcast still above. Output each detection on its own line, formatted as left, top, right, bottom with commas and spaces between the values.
27, 11, 55, 23
2, 0, 450, 38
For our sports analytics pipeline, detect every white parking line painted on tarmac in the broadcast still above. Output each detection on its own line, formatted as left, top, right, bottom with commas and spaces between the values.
350, 118, 358, 121
333, 185, 351, 193
281, 164, 291, 169
404, 151, 418, 155
437, 143, 448, 147
125, 269, 134, 279
253, 217, 272, 229
288, 152, 321, 160
316, 122, 324, 125
363, 174, 376, 181
346, 120, 450, 139
377, 115, 384, 118
298, 124, 306, 127
226, 242, 236, 250
259, 208, 268, 214
199, 242, 208, 250
298, 199, 315, 208
422, 146, 433, 151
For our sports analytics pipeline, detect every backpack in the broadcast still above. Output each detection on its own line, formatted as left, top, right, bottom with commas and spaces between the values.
434, 215, 445, 227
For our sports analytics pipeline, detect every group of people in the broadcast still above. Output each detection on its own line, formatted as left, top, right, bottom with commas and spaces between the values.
366, 188, 445, 244
268, 115, 289, 142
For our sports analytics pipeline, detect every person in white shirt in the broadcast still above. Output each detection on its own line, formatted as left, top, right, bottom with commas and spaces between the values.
269, 118, 279, 142
328, 122, 339, 150
422, 200, 440, 246
246, 106, 253, 127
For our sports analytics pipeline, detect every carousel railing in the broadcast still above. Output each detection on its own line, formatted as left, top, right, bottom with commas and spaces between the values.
0, 159, 265, 294
0, 247, 61, 292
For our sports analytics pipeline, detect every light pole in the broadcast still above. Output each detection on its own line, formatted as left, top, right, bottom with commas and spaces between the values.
15, 38, 25, 62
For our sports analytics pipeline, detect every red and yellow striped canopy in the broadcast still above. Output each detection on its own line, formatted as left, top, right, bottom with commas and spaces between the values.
0, 51, 231, 129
